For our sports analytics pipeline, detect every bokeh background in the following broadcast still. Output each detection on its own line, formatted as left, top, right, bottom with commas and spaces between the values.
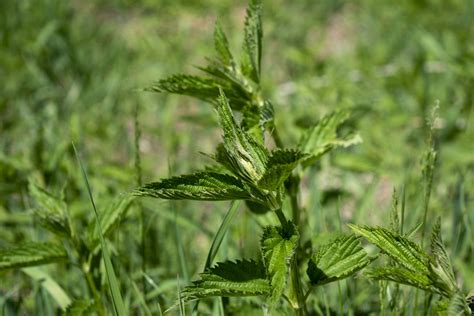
1, 0, 473, 314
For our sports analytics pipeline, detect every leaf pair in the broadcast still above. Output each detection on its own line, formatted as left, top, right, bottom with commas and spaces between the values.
182, 222, 298, 308
350, 222, 470, 314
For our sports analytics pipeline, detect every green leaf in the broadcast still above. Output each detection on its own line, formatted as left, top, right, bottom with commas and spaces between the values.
73, 144, 127, 316
298, 110, 361, 166
215, 91, 268, 184
183, 260, 270, 300
87, 194, 134, 249
447, 291, 471, 316
306, 234, 373, 286
241, 0, 263, 83
258, 149, 307, 190
214, 21, 234, 67
349, 225, 430, 273
63, 299, 95, 316
261, 224, 299, 305
134, 172, 251, 201
0, 242, 67, 270
147, 74, 221, 100
29, 181, 72, 238
365, 267, 439, 295
22, 267, 72, 311
429, 218, 457, 296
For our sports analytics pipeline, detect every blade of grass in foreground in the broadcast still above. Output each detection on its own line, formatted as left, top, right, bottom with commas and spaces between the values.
192, 200, 241, 315
73, 143, 127, 316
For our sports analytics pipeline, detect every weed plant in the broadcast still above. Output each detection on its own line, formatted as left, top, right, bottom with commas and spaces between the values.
0, 0, 472, 315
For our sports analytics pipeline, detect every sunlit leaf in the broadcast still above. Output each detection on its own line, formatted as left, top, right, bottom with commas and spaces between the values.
261, 224, 299, 305
307, 234, 373, 286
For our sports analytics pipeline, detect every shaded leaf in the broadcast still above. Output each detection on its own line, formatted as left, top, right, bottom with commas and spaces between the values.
447, 291, 470, 316
241, 0, 263, 83
365, 267, 440, 295
135, 172, 251, 201
258, 149, 307, 190
29, 181, 72, 238
183, 260, 270, 300
307, 234, 373, 286
88, 194, 134, 249
349, 225, 429, 273
0, 242, 67, 270
261, 224, 299, 305
214, 21, 234, 67
298, 110, 361, 166
429, 218, 457, 296
63, 299, 95, 316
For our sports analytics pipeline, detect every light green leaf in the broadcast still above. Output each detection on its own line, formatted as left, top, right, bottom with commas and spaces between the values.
215, 91, 268, 184
29, 181, 72, 238
183, 260, 270, 300
306, 234, 373, 286
241, 0, 263, 83
298, 110, 361, 166
261, 224, 299, 305
349, 225, 430, 273
258, 149, 307, 190
0, 242, 67, 270
22, 267, 71, 310
135, 172, 251, 201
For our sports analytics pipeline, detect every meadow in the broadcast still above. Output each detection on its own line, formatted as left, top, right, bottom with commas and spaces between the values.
0, 0, 473, 315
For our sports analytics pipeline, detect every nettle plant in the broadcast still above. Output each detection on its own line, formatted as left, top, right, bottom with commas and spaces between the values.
0, 0, 471, 315
134, 1, 470, 315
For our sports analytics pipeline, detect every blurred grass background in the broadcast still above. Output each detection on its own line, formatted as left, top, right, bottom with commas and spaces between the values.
0, 0, 473, 314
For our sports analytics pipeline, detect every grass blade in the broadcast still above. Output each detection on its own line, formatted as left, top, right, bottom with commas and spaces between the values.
73, 143, 127, 316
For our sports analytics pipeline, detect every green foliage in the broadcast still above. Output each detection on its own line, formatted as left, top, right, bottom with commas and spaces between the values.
241, 0, 263, 83
183, 260, 270, 300
134, 172, 250, 201
0, 242, 67, 270
260, 224, 299, 305
74, 144, 127, 316
349, 225, 429, 273
298, 109, 361, 167
63, 300, 95, 316
29, 180, 72, 239
307, 234, 373, 286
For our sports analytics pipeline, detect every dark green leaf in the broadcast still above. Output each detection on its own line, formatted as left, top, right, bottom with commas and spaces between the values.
258, 149, 307, 190
135, 172, 251, 201
63, 299, 95, 316
183, 260, 270, 300
29, 181, 72, 238
0, 242, 67, 270
307, 234, 373, 286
